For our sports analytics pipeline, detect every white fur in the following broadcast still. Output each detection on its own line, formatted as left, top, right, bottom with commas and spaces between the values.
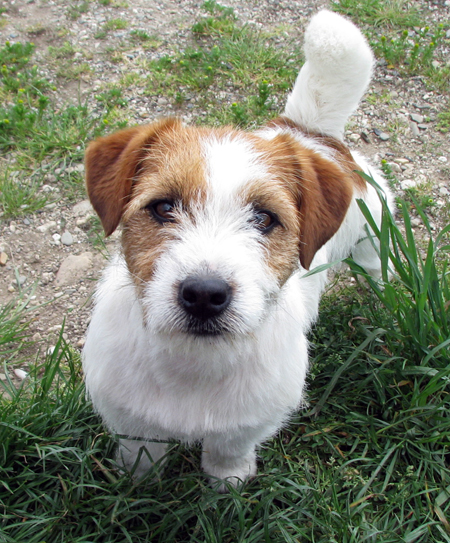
83, 10, 393, 490
285, 10, 374, 140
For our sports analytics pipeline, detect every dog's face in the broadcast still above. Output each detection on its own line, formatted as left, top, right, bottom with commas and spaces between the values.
85, 118, 353, 338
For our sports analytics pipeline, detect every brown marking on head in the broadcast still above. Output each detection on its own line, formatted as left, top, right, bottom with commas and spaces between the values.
267, 115, 366, 191
120, 125, 208, 288
85, 119, 209, 289
235, 136, 301, 286
249, 131, 355, 272
85, 117, 182, 236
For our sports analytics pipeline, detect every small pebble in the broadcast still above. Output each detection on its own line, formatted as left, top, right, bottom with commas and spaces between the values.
15, 275, 26, 286
61, 231, 74, 246
373, 128, 390, 141
348, 133, 360, 143
409, 122, 420, 137
401, 179, 418, 190
14, 368, 28, 380
410, 113, 424, 123
37, 221, 57, 233
387, 162, 402, 173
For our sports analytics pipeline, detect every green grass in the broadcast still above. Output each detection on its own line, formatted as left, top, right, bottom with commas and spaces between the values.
136, 1, 299, 127
0, 39, 125, 202
67, 1, 90, 20
95, 18, 128, 39
0, 170, 48, 217
1, 1, 450, 540
331, 0, 450, 91
331, 0, 422, 28
437, 103, 450, 132
2, 184, 450, 541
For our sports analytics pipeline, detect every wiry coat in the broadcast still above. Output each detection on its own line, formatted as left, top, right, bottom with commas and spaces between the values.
83, 10, 394, 488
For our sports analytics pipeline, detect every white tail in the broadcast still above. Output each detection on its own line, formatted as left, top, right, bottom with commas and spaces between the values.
284, 10, 374, 140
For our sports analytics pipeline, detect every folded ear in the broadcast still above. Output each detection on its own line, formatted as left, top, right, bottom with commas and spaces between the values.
297, 148, 354, 269
85, 118, 181, 236
269, 133, 356, 270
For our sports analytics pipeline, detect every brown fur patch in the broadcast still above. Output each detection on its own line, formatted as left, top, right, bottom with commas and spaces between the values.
252, 131, 354, 271
85, 117, 357, 290
85, 118, 182, 236
267, 116, 366, 191
121, 124, 207, 289
239, 137, 302, 286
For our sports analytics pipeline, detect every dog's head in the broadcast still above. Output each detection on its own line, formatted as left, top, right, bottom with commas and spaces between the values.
85, 118, 354, 338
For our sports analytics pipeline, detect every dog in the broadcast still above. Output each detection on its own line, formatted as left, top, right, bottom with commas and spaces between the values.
82, 10, 394, 489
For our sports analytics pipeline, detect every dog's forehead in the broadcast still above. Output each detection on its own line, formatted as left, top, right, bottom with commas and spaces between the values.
201, 133, 269, 198
128, 125, 293, 218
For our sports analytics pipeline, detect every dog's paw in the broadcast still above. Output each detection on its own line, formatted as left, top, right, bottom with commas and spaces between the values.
116, 438, 167, 479
201, 449, 257, 492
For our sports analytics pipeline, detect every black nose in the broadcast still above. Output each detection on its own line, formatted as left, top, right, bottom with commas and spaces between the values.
178, 276, 232, 320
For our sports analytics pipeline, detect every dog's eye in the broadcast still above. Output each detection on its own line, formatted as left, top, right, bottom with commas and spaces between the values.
251, 210, 278, 234
147, 200, 176, 223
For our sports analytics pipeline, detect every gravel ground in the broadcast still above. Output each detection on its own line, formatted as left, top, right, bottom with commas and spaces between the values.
0, 0, 449, 381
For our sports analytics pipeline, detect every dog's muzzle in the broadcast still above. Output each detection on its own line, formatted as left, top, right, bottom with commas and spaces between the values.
178, 276, 232, 335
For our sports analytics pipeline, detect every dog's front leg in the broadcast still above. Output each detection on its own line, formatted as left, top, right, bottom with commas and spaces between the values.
202, 428, 268, 491
116, 437, 167, 479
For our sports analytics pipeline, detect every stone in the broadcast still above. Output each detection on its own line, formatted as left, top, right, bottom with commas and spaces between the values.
409, 122, 420, 137
55, 252, 93, 287
73, 200, 95, 217
387, 162, 402, 173
401, 179, 418, 190
348, 133, 360, 143
0, 252, 8, 266
37, 221, 57, 233
15, 275, 26, 286
410, 113, 424, 123
61, 231, 74, 246
14, 368, 28, 380
41, 272, 55, 285
373, 128, 390, 141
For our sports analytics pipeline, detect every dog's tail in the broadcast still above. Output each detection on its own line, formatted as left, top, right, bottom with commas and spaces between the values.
284, 10, 374, 140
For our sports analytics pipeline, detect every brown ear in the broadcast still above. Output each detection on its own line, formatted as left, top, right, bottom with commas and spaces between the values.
296, 149, 354, 270
267, 133, 355, 270
85, 118, 181, 236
